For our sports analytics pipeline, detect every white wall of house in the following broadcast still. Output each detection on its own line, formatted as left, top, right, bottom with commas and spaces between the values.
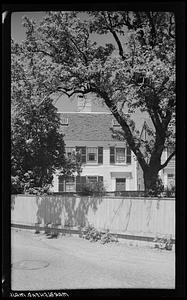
159, 150, 175, 188
51, 141, 138, 192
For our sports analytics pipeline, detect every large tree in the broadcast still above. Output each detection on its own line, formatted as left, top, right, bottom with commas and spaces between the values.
12, 11, 176, 193
11, 39, 81, 194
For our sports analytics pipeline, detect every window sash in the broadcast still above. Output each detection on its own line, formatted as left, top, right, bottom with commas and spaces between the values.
116, 148, 125, 163
87, 147, 97, 162
110, 147, 131, 164
87, 176, 97, 183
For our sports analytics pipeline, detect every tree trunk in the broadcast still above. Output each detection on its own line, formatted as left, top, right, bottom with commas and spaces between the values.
143, 167, 163, 196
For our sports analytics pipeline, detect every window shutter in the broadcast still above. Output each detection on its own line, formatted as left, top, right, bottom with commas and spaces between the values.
58, 176, 64, 192
98, 147, 103, 164
98, 176, 103, 183
126, 146, 131, 164
76, 176, 86, 192
81, 147, 86, 163
110, 147, 115, 164
76, 146, 86, 163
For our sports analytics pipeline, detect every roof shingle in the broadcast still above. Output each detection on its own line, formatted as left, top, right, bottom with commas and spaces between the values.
59, 113, 118, 141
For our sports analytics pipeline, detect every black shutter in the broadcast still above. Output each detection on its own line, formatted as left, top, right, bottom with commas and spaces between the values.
98, 147, 103, 164
76, 176, 87, 192
110, 147, 115, 164
98, 176, 103, 183
58, 176, 64, 192
76, 146, 86, 163
76, 176, 81, 192
126, 146, 131, 164
81, 147, 86, 163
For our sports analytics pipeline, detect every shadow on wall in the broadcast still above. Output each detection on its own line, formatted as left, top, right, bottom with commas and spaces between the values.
36, 195, 103, 227
11, 195, 16, 210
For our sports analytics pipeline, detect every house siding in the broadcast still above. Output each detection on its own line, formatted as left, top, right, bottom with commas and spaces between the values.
52, 143, 137, 192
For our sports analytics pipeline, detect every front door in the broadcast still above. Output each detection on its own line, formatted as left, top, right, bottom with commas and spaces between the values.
116, 178, 126, 191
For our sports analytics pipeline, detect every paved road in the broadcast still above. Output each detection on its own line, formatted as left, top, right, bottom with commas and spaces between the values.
11, 229, 175, 290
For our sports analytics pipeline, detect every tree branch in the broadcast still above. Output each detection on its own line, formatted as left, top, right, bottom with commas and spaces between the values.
159, 150, 175, 170
106, 12, 125, 60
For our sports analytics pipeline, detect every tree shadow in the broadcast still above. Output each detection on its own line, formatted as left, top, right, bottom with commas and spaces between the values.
36, 195, 103, 228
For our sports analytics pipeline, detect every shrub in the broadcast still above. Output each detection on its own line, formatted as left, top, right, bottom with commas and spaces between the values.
79, 181, 106, 196
145, 177, 164, 197
153, 234, 173, 250
164, 185, 175, 197
79, 225, 118, 244
100, 230, 118, 244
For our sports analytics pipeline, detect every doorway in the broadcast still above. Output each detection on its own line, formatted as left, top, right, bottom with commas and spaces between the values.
116, 178, 126, 191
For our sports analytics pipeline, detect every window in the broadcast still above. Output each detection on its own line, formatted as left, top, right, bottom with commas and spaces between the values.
76, 176, 103, 191
168, 174, 174, 179
110, 147, 131, 164
112, 119, 120, 127
61, 117, 68, 125
116, 178, 126, 191
116, 148, 125, 163
87, 176, 97, 183
65, 177, 76, 192
87, 147, 97, 162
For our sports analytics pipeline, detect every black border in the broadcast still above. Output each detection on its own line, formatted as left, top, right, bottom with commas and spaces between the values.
2, 1, 186, 298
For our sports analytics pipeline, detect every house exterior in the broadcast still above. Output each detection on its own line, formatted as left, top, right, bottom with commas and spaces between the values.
137, 119, 175, 190
51, 102, 138, 192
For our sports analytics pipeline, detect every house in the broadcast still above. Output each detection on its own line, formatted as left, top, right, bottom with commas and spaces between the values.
137, 119, 175, 190
52, 97, 138, 192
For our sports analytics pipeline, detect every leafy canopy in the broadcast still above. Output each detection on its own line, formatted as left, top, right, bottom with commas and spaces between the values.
12, 11, 176, 191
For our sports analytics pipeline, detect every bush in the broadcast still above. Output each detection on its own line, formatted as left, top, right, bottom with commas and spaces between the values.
145, 177, 164, 197
153, 234, 173, 250
79, 225, 118, 244
79, 181, 106, 196
164, 185, 175, 197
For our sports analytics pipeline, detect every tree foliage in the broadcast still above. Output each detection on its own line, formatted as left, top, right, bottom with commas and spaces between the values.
12, 11, 176, 192
11, 36, 82, 194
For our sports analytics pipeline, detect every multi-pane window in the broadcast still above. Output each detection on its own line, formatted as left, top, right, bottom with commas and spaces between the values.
87, 147, 97, 162
110, 147, 131, 164
87, 176, 98, 183
61, 117, 68, 125
65, 177, 76, 192
59, 175, 104, 192
116, 148, 125, 163
75, 147, 103, 164
167, 173, 175, 187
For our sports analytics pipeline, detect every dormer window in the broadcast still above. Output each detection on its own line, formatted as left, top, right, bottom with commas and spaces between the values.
112, 119, 120, 127
61, 117, 68, 126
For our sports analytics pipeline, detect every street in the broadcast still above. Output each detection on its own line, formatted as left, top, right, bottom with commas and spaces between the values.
11, 228, 175, 290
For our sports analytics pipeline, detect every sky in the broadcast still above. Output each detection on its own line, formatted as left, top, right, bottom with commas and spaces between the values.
11, 11, 146, 129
